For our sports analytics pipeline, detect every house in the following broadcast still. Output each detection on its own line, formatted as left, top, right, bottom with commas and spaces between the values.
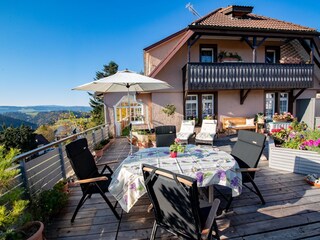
105, 5, 320, 136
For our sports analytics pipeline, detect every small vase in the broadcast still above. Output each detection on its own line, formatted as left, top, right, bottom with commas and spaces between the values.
170, 151, 177, 158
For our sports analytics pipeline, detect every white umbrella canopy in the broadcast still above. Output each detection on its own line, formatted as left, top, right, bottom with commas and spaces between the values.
73, 69, 172, 154
73, 69, 172, 93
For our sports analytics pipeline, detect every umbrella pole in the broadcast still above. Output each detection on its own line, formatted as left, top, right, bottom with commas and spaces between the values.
127, 87, 133, 155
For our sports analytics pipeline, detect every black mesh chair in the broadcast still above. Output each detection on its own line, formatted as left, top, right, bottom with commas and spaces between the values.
65, 138, 120, 222
155, 125, 176, 147
142, 164, 220, 240
225, 130, 266, 211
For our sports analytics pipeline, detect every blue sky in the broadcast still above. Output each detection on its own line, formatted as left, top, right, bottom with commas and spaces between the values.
0, 0, 319, 106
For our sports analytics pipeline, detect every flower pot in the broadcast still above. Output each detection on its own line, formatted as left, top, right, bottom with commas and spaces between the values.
19, 221, 44, 240
94, 149, 103, 158
170, 151, 177, 158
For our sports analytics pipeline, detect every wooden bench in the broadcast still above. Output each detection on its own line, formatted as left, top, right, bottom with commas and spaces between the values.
221, 117, 256, 135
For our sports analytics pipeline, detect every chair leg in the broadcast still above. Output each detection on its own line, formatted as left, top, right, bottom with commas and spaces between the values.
150, 221, 158, 240
95, 183, 120, 220
250, 179, 265, 205
224, 197, 233, 212
213, 220, 220, 240
71, 194, 89, 222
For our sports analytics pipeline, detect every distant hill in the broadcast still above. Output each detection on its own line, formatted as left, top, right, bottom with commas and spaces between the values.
0, 114, 37, 130
2, 111, 91, 127
0, 105, 91, 114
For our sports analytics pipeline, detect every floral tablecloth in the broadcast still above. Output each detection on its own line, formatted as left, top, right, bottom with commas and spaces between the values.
109, 145, 242, 212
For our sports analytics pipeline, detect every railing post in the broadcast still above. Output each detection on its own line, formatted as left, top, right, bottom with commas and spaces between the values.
19, 159, 31, 199
101, 125, 104, 140
92, 129, 96, 146
58, 143, 66, 179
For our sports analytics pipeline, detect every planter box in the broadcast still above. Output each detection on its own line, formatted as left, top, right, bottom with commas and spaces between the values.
269, 137, 320, 175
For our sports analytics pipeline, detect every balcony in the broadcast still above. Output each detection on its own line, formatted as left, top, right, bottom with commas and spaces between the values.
184, 62, 314, 91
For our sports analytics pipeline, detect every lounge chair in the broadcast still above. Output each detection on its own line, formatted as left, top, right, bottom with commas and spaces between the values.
142, 164, 220, 240
177, 120, 195, 144
195, 120, 217, 146
65, 138, 120, 222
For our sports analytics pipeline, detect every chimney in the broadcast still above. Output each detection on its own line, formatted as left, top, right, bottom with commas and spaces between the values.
222, 5, 253, 18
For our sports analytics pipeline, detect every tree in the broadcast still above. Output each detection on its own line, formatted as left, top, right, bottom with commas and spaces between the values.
0, 125, 37, 153
89, 61, 118, 126
35, 125, 55, 142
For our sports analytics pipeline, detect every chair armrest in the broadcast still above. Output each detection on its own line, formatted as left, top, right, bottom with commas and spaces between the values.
236, 167, 261, 172
201, 198, 220, 238
75, 176, 108, 184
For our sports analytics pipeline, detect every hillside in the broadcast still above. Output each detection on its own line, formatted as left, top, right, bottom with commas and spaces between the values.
1, 111, 91, 127
0, 114, 37, 130
0, 105, 91, 114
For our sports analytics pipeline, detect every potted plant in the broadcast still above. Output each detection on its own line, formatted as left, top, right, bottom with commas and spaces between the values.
255, 112, 265, 124
0, 146, 45, 240
162, 104, 176, 117
272, 112, 294, 122
218, 51, 242, 62
93, 143, 104, 158
31, 181, 69, 225
169, 138, 185, 158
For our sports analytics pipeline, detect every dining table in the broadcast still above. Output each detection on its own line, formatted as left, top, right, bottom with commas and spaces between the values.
109, 144, 242, 212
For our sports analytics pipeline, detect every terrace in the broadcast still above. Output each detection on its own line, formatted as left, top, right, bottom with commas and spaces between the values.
40, 135, 320, 239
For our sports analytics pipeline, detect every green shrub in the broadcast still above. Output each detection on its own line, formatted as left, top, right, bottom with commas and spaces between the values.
30, 181, 68, 224
0, 146, 29, 239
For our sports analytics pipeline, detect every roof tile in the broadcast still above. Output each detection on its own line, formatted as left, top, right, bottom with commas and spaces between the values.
195, 6, 317, 33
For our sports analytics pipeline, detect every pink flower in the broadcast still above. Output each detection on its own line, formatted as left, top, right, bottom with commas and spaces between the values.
175, 138, 181, 143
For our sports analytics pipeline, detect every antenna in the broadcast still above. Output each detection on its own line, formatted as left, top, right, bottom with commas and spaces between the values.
186, 3, 202, 18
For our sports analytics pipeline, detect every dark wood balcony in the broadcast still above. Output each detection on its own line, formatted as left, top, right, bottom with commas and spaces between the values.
184, 62, 314, 91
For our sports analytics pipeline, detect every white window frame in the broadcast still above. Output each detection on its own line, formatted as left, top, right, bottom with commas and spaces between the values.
202, 94, 214, 119
185, 95, 198, 120
114, 95, 144, 125
266, 49, 276, 63
265, 93, 275, 121
200, 47, 214, 63
279, 93, 289, 114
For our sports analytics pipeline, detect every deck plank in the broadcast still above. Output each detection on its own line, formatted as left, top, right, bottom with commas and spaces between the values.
45, 137, 320, 239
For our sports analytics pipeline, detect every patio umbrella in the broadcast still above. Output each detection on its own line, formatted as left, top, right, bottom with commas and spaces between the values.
73, 69, 172, 154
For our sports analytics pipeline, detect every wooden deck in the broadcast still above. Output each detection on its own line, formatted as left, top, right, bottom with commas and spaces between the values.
46, 137, 320, 239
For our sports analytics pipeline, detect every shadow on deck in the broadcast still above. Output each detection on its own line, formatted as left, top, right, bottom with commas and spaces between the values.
46, 137, 320, 239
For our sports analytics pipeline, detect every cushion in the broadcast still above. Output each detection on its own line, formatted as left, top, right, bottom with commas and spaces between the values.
177, 132, 192, 140
246, 118, 255, 126
196, 132, 215, 141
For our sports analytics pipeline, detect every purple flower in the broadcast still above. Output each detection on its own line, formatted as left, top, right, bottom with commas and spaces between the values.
217, 170, 226, 180
289, 132, 296, 138
231, 177, 239, 187
123, 194, 128, 204
129, 183, 136, 190
196, 172, 204, 185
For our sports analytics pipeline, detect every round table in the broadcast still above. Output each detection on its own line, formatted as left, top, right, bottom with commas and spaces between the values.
109, 145, 242, 212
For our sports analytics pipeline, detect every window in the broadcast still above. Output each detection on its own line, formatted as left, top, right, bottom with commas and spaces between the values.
114, 95, 145, 124
265, 46, 280, 63
279, 93, 288, 113
185, 95, 198, 120
200, 45, 217, 63
265, 92, 290, 121
202, 94, 214, 119
265, 93, 275, 121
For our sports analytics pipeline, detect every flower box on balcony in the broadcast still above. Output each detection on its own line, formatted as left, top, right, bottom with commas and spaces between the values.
269, 137, 320, 175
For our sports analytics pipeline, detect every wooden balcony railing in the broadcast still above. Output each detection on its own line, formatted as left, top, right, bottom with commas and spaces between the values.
184, 63, 314, 90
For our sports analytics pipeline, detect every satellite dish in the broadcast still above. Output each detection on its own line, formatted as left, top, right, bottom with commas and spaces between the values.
186, 2, 202, 18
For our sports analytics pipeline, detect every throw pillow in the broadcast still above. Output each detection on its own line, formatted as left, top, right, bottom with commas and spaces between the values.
246, 118, 255, 126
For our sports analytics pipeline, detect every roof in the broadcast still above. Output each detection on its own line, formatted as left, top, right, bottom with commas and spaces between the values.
193, 6, 318, 33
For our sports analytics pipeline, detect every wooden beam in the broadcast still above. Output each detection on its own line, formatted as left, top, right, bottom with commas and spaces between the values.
188, 34, 201, 62
240, 89, 251, 105
298, 38, 320, 70
293, 89, 306, 102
